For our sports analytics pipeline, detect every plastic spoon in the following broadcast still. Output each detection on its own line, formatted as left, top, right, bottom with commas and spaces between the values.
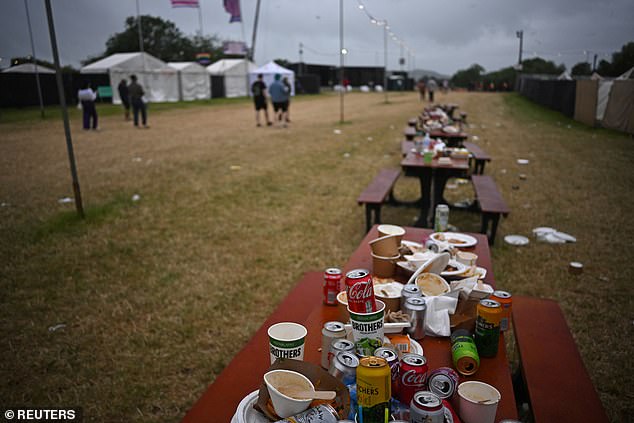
277, 387, 336, 400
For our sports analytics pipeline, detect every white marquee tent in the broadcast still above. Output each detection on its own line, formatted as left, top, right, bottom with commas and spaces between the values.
1, 63, 55, 74
248, 61, 295, 96
167, 61, 211, 100
207, 59, 256, 98
80, 52, 179, 104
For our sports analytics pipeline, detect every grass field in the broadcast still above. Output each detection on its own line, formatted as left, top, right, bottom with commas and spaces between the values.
1, 91, 632, 422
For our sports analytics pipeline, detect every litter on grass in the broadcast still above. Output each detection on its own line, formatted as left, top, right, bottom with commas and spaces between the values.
471, 136, 479, 141
1, 202, 10, 207
132, 157, 142, 162
230, 165, 242, 171
367, 136, 373, 141
532, 227, 576, 244
517, 159, 530, 165
333, 129, 342, 135
48, 323, 66, 332
504, 235, 529, 246
343, 153, 351, 158
58, 197, 73, 204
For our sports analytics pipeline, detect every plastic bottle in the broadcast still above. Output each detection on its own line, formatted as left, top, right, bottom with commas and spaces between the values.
422, 133, 431, 151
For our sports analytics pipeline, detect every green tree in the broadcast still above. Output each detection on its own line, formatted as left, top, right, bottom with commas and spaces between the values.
571, 62, 592, 76
520, 57, 565, 75
598, 41, 634, 77
83, 15, 225, 65
451, 64, 485, 88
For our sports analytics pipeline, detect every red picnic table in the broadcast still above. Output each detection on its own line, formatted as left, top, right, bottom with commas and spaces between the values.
182, 226, 517, 422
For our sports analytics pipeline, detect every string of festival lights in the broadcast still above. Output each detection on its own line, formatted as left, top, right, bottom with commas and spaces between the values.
354, 0, 415, 58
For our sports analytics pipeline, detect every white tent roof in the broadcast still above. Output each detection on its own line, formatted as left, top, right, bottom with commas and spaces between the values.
167, 62, 207, 73
2, 63, 55, 74
206, 59, 256, 75
252, 61, 293, 75
617, 66, 634, 80
557, 71, 572, 81
80, 52, 168, 74
590, 72, 603, 80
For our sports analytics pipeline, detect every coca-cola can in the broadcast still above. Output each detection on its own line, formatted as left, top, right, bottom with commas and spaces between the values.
403, 296, 427, 340
398, 353, 429, 405
345, 269, 376, 313
427, 367, 460, 399
400, 284, 422, 310
374, 346, 400, 397
323, 268, 342, 306
274, 404, 339, 422
320, 321, 346, 369
328, 351, 359, 386
410, 391, 444, 423
328, 339, 355, 367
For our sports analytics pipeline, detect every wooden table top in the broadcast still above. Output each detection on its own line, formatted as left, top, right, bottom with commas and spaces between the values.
183, 226, 517, 422
401, 152, 470, 170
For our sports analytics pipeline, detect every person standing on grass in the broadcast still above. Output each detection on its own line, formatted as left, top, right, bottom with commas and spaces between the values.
118, 79, 130, 121
282, 76, 292, 123
268, 74, 289, 128
427, 78, 438, 103
416, 79, 426, 102
128, 74, 148, 128
77, 81, 98, 130
251, 73, 272, 127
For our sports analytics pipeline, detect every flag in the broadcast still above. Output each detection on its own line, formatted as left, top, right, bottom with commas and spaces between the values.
171, 0, 199, 7
223, 0, 241, 23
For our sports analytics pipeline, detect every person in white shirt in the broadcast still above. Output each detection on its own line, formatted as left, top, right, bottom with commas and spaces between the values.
427, 78, 438, 103
77, 81, 98, 130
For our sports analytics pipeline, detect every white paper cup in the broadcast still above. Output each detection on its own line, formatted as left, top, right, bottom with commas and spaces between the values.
264, 369, 313, 418
268, 322, 307, 365
457, 381, 501, 423
457, 251, 478, 267
347, 300, 386, 356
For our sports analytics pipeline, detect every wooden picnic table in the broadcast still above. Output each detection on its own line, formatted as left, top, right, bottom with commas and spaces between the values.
401, 152, 470, 227
182, 226, 517, 422
428, 130, 468, 147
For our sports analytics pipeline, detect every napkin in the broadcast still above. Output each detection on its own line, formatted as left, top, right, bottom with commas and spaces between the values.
423, 293, 458, 337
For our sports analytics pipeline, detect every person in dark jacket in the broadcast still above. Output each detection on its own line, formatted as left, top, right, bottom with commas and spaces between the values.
128, 74, 148, 128
77, 81, 98, 130
118, 79, 130, 120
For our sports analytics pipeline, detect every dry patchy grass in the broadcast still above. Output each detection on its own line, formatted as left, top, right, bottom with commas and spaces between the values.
1, 91, 632, 422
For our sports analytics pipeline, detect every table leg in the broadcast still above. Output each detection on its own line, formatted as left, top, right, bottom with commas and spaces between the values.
414, 171, 433, 227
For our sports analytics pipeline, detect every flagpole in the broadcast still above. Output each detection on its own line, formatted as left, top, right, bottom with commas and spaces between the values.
197, 1, 203, 36
250, 0, 261, 61
24, 0, 45, 119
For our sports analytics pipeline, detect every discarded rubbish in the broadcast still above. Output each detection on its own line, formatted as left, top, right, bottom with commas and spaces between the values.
517, 159, 529, 165
1, 202, 10, 207
500, 169, 507, 174
532, 227, 576, 243
389, 125, 395, 129
472, 136, 479, 141
446, 183, 458, 190
569, 262, 583, 275
131, 194, 141, 202
48, 323, 66, 332
58, 197, 74, 204
333, 129, 342, 135
504, 235, 529, 246
343, 153, 351, 158
519, 174, 527, 180
230, 165, 242, 171
132, 157, 143, 162
367, 137, 373, 141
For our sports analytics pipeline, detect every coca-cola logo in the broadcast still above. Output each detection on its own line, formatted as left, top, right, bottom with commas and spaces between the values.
401, 369, 426, 387
348, 282, 373, 300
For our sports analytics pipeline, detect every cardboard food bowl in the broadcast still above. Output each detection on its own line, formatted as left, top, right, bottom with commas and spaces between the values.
336, 291, 350, 323
377, 224, 406, 243
369, 234, 401, 257
373, 282, 403, 314
255, 359, 350, 420
371, 253, 400, 278
415, 272, 450, 297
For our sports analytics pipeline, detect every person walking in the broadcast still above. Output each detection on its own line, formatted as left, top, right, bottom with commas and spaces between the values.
268, 74, 289, 128
128, 74, 148, 128
427, 78, 438, 103
416, 79, 426, 102
118, 79, 130, 121
282, 76, 292, 123
251, 74, 272, 127
77, 81, 98, 130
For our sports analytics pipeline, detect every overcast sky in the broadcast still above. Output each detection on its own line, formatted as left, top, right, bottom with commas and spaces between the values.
1, 0, 633, 75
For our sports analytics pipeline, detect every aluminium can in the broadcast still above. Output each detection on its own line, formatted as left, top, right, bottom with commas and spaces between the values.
274, 403, 339, 422
410, 391, 444, 423
491, 290, 512, 332
400, 284, 422, 310
474, 299, 502, 358
357, 356, 391, 423
403, 297, 427, 340
345, 269, 377, 313
434, 204, 449, 233
328, 338, 355, 368
427, 367, 460, 399
321, 321, 347, 369
324, 268, 342, 306
373, 346, 400, 398
328, 351, 359, 386
450, 329, 480, 376
397, 353, 428, 406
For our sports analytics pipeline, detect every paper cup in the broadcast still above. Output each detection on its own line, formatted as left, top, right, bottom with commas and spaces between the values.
264, 369, 313, 418
268, 322, 307, 365
457, 381, 501, 423
369, 234, 401, 257
377, 224, 406, 243
347, 300, 386, 356
457, 252, 478, 267
371, 253, 400, 278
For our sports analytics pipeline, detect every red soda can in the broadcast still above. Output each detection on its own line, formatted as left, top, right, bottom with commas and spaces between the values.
344, 269, 376, 313
323, 268, 342, 306
398, 353, 429, 405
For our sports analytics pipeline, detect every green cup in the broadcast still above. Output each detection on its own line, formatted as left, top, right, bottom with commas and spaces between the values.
424, 150, 434, 164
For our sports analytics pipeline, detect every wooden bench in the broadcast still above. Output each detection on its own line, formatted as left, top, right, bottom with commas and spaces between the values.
463, 141, 492, 175
512, 296, 609, 423
401, 140, 414, 157
471, 175, 510, 244
404, 126, 416, 140
357, 168, 401, 232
